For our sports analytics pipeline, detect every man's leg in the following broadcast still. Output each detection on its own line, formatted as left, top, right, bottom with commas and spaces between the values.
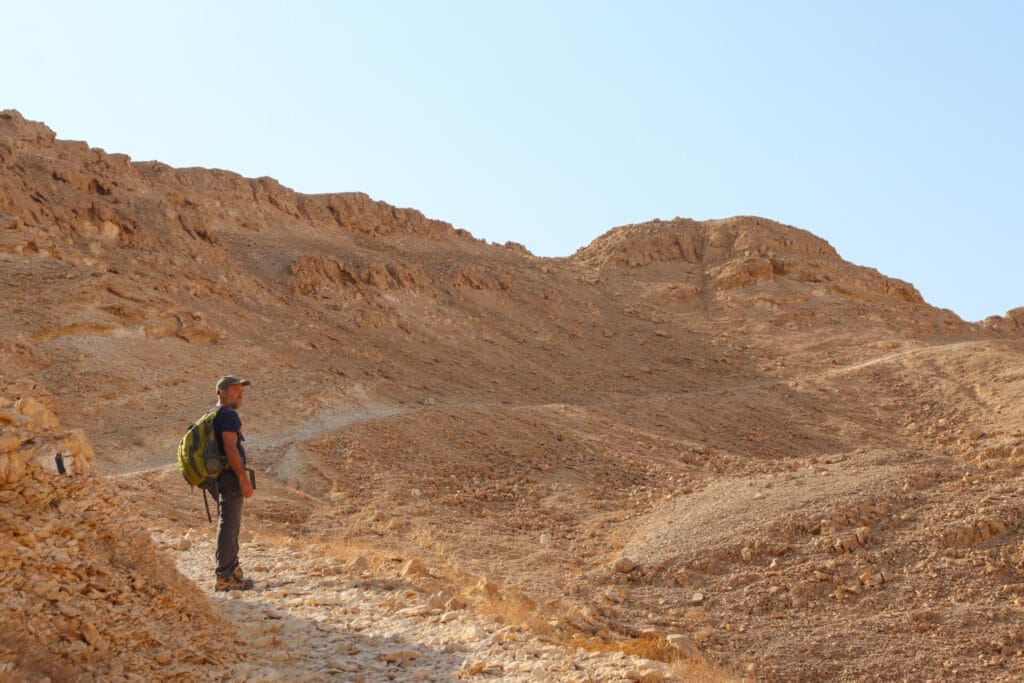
215, 470, 243, 578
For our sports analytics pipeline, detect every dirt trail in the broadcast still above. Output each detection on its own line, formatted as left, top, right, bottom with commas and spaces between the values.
122, 404, 408, 476
148, 524, 683, 681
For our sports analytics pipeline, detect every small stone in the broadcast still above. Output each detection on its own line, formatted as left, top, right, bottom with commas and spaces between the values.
667, 634, 701, 658
461, 625, 487, 642
57, 602, 80, 618
426, 591, 450, 610
445, 596, 467, 610
380, 649, 421, 664
154, 651, 172, 665
614, 558, 637, 573
488, 625, 518, 644
690, 592, 705, 604
81, 620, 100, 645
0, 433, 21, 454
741, 547, 753, 563
459, 659, 491, 676
539, 533, 551, 546
401, 559, 429, 577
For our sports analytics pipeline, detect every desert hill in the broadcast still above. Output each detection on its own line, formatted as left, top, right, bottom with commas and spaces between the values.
2, 108, 1024, 680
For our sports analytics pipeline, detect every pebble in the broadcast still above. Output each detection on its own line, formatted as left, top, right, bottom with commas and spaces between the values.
379, 649, 421, 663
614, 558, 637, 573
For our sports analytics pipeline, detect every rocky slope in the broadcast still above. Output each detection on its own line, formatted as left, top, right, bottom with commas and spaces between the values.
2, 108, 1024, 680
0, 379, 237, 680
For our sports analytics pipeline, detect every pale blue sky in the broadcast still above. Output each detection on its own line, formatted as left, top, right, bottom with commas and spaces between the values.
6, 1, 1022, 321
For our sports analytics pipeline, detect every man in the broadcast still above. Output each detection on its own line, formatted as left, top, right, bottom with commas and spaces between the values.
209, 375, 255, 591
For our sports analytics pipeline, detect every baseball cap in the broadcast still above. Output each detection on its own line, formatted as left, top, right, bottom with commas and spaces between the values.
216, 375, 251, 391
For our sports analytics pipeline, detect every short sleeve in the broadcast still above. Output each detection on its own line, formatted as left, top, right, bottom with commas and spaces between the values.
215, 408, 242, 433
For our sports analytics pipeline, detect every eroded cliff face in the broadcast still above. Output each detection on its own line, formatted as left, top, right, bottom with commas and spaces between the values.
3, 109, 1024, 680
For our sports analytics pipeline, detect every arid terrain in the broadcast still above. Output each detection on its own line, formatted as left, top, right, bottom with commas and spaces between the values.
2, 108, 1024, 681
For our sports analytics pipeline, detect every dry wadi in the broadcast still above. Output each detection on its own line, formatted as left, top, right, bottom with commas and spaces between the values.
2, 109, 1024, 681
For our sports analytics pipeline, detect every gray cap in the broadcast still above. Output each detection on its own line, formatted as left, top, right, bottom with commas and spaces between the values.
216, 375, 251, 391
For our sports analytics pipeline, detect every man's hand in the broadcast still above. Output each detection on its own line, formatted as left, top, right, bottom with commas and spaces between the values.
239, 476, 254, 498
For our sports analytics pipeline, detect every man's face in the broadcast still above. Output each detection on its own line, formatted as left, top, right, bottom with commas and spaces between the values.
220, 384, 244, 409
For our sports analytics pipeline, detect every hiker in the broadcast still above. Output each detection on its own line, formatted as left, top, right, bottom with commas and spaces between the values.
207, 375, 255, 591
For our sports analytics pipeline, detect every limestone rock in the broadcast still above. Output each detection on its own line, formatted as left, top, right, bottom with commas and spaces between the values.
667, 633, 701, 659
614, 558, 637, 574
426, 591, 450, 610
400, 558, 429, 578
0, 139, 16, 168
15, 396, 60, 431
445, 596, 467, 611
461, 625, 488, 642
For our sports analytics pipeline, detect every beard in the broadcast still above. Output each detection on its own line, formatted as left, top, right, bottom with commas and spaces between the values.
220, 394, 242, 409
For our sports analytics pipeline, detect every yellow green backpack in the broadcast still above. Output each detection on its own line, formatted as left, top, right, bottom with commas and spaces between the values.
176, 406, 225, 488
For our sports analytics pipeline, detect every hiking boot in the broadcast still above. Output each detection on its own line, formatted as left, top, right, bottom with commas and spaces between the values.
215, 568, 254, 592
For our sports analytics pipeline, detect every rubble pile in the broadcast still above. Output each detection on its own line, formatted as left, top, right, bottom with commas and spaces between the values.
0, 378, 234, 680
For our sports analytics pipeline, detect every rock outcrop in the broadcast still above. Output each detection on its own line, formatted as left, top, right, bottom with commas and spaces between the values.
0, 378, 234, 680
573, 215, 926, 305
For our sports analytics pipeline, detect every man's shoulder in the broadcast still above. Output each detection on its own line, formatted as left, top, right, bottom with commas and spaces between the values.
214, 406, 242, 431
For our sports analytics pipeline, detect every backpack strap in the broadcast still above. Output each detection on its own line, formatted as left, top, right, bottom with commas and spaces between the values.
203, 486, 213, 524
209, 404, 226, 454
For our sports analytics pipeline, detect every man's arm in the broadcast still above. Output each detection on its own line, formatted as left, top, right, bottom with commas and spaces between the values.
221, 431, 253, 498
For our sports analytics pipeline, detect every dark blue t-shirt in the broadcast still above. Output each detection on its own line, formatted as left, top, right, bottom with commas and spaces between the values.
213, 406, 246, 467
